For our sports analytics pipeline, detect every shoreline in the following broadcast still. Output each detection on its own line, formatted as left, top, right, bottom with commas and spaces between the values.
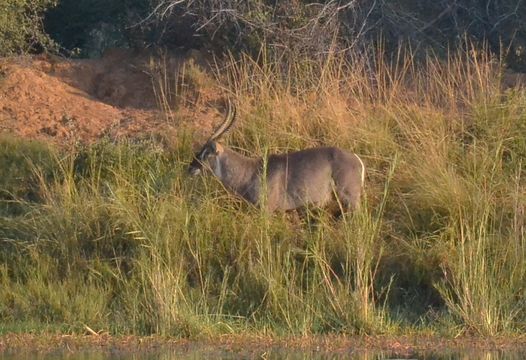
2, 333, 526, 356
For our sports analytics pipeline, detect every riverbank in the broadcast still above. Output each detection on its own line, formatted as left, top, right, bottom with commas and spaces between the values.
2, 333, 526, 357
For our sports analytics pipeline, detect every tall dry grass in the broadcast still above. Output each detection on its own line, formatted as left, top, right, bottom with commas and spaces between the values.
1, 44, 525, 337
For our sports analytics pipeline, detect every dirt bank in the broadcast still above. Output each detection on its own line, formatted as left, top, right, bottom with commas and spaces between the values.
0, 49, 223, 147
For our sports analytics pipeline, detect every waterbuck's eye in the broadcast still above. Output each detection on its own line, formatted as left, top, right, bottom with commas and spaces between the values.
197, 148, 209, 160
197, 143, 218, 160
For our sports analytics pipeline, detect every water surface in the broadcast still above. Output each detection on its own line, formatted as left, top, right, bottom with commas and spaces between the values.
2, 347, 526, 360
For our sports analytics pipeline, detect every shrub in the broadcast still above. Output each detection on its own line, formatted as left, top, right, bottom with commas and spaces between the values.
0, 0, 57, 55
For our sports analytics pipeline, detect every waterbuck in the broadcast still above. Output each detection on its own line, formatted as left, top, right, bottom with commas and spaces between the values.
188, 101, 365, 213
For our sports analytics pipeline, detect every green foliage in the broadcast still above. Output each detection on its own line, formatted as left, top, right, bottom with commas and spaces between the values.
0, 0, 57, 55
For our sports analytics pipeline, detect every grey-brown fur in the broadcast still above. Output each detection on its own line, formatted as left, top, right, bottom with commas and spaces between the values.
188, 102, 365, 212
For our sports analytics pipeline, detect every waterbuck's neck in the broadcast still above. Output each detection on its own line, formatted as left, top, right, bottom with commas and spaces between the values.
214, 146, 260, 200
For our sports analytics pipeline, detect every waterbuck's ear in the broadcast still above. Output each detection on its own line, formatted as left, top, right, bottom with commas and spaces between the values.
210, 142, 223, 154
209, 142, 217, 153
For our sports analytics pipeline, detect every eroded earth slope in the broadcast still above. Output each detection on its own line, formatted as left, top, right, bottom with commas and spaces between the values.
0, 49, 222, 146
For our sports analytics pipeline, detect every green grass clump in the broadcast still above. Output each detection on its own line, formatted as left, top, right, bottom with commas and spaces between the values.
0, 136, 391, 336
0, 135, 56, 215
1, 44, 526, 338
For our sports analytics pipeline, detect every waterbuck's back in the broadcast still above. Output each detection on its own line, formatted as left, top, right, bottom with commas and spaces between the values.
188, 101, 365, 213
263, 147, 364, 211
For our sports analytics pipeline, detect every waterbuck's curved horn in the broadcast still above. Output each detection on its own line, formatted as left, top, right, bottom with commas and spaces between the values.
208, 99, 236, 141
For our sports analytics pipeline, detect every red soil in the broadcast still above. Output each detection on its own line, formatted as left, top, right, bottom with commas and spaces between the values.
0, 49, 222, 147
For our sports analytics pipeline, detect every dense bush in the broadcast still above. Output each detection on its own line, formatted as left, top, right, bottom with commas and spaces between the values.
4, 0, 526, 67
0, 0, 57, 56
151, 0, 526, 69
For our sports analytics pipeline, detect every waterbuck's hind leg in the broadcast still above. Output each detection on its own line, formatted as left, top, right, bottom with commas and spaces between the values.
332, 185, 361, 215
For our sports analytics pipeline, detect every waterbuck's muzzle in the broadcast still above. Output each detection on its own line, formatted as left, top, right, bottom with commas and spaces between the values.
188, 158, 203, 176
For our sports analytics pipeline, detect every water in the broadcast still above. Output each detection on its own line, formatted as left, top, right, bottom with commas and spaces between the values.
2, 348, 526, 360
